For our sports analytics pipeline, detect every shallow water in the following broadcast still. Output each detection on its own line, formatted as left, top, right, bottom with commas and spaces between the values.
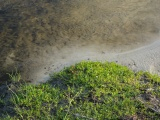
0, 0, 160, 82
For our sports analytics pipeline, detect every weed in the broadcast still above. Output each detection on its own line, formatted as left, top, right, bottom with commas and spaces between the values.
1, 61, 160, 119
7, 69, 21, 83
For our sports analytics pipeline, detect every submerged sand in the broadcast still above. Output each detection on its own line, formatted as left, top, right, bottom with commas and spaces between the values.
29, 39, 160, 84
0, 0, 160, 83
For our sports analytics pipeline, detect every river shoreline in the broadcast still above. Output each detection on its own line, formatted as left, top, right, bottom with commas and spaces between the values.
29, 39, 160, 84
1, 0, 160, 84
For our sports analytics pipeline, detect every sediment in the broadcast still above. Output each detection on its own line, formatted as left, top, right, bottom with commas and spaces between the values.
0, 0, 160, 83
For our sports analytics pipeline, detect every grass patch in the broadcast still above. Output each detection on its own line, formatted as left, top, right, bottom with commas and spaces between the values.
0, 61, 160, 119
7, 69, 21, 83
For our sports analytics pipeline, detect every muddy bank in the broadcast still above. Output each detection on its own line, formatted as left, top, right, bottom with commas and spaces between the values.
0, 0, 160, 82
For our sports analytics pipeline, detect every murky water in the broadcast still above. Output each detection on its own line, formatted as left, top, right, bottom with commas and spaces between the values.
0, 0, 160, 82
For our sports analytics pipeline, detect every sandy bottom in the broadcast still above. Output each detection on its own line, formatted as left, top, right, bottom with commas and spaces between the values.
26, 39, 160, 84
1, 0, 160, 84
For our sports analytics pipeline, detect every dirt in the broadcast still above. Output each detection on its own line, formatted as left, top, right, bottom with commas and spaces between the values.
0, 0, 160, 83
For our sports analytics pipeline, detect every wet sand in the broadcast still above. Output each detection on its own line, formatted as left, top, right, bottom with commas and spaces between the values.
0, 0, 160, 83
28, 39, 160, 84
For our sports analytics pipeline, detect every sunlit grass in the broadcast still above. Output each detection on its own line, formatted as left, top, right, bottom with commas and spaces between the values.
7, 69, 21, 83
0, 61, 160, 119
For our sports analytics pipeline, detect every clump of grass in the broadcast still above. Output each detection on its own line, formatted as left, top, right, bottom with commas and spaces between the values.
7, 69, 21, 83
1, 61, 160, 119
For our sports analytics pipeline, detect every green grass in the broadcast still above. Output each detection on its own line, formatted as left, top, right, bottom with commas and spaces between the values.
0, 61, 160, 119
7, 69, 21, 83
